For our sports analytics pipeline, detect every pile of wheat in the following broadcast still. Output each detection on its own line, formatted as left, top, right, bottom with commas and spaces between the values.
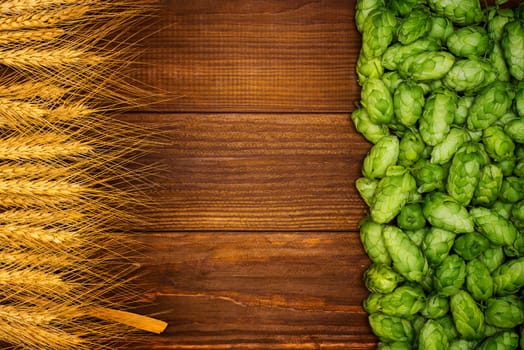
0, 1, 166, 349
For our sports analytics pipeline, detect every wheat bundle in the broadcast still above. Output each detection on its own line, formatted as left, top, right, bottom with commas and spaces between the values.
0, 1, 167, 349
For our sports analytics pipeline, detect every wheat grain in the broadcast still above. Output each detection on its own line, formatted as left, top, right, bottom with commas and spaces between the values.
0, 268, 72, 295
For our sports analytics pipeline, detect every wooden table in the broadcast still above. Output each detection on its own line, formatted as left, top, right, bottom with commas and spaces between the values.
127, 1, 374, 348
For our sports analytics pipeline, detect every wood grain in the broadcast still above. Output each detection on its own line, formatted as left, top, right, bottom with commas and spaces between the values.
123, 0, 379, 348
131, 232, 375, 350
134, 0, 360, 113
126, 113, 369, 231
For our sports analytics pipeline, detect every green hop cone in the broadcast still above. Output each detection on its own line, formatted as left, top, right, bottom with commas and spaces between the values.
355, 0, 385, 33
364, 263, 403, 294
511, 200, 524, 228
406, 227, 427, 247
489, 42, 511, 82
418, 319, 449, 350
487, 8, 515, 42
443, 57, 497, 93
446, 146, 483, 206
377, 341, 412, 350
483, 126, 515, 162
449, 339, 479, 350
380, 283, 425, 317
399, 51, 455, 82
499, 176, 524, 203
477, 331, 519, 350
361, 8, 397, 58
356, 53, 384, 85
454, 95, 474, 126
450, 290, 485, 340
397, 202, 425, 231
381, 71, 404, 93
504, 118, 524, 143
398, 130, 425, 167
466, 258, 493, 301
351, 107, 390, 144
491, 201, 513, 220
393, 81, 425, 128
467, 81, 515, 130
427, 0, 483, 26
412, 159, 448, 193
397, 8, 431, 45
470, 207, 517, 246
423, 192, 474, 233
501, 19, 524, 80
485, 295, 524, 328
421, 293, 449, 319
492, 257, 524, 295
387, 0, 424, 17
431, 128, 470, 165
434, 254, 466, 296
363, 293, 383, 314
478, 246, 505, 274
422, 227, 456, 266
382, 38, 440, 71
453, 231, 490, 261
359, 217, 391, 265
473, 164, 503, 206
515, 81, 524, 118
420, 89, 457, 146
383, 225, 429, 283
446, 25, 489, 58
370, 167, 417, 224
434, 315, 459, 341
362, 135, 399, 179
355, 177, 378, 207
368, 313, 414, 343
361, 77, 394, 125
428, 15, 454, 44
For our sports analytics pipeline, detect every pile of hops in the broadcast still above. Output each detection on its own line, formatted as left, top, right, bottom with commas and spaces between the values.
353, 0, 524, 348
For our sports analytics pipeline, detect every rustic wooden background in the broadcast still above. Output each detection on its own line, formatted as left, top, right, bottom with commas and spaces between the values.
127, 1, 375, 348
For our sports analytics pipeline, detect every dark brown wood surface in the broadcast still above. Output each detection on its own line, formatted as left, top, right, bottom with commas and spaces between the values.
128, 1, 374, 348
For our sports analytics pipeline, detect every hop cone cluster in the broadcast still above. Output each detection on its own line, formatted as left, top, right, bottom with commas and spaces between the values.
354, 0, 524, 348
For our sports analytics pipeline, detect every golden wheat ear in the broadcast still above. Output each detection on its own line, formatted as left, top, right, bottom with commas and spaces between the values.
0, 1, 168, 349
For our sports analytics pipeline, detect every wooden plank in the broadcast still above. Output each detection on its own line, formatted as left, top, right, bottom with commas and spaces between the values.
125, 113, 369, 231
134, 0, 359, 113
129, 232, 375, 349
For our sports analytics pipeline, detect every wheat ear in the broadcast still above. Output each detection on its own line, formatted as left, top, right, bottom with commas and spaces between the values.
0, 28, 64, 46
0, 133, 93, 161
0, 6, 91, 31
